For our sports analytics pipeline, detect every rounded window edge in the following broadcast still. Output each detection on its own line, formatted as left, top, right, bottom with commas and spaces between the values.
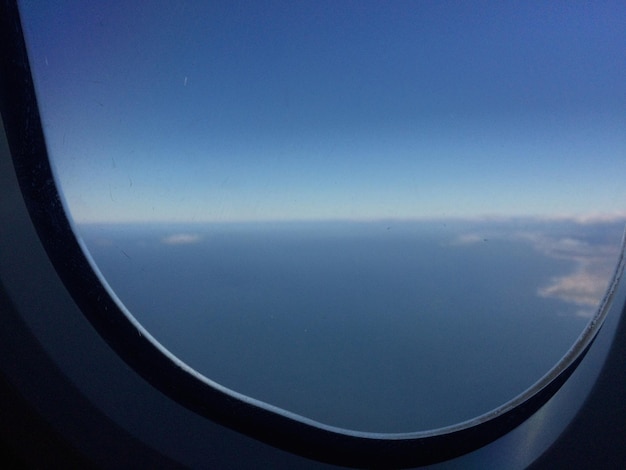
2, 2, 626, 467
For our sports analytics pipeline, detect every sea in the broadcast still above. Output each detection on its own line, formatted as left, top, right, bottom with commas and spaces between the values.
77, 218, 624, 433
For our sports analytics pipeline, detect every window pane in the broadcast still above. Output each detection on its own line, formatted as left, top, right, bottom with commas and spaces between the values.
19, 1, 626, 432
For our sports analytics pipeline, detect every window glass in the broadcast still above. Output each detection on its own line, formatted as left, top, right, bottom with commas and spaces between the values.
19, 1, 626, 432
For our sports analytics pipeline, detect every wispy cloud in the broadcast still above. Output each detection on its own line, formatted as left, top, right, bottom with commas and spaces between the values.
538, 266, 614, 318
451, 222, 623, 318
161, 233, 202, 245
519, 232, 621, 318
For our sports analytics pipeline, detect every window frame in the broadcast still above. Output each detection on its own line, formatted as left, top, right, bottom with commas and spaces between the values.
1, 1, 626, 467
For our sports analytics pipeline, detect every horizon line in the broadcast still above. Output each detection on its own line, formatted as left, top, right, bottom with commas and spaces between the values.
72, 212, 626, 226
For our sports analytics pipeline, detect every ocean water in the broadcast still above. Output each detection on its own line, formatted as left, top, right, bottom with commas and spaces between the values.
78, 220, 622, 432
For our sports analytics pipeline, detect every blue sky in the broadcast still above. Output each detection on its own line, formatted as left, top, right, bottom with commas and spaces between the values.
20, 1, 626, 223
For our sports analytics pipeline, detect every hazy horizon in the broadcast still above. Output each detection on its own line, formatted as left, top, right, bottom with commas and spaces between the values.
71, 212, 626, 226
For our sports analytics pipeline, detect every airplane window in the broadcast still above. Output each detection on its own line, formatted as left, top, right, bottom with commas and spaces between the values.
16, 1, 626, 435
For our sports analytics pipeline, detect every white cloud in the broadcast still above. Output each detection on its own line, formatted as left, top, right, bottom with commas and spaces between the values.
565, 212, 626, 225
538, 266, 613, 318
449, 233, 486, 246
161, 233, 201, 245
451, 223, 624, 318
511, 232, 619, 264
528, 212, 626, 225
529, 233, 621, 318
